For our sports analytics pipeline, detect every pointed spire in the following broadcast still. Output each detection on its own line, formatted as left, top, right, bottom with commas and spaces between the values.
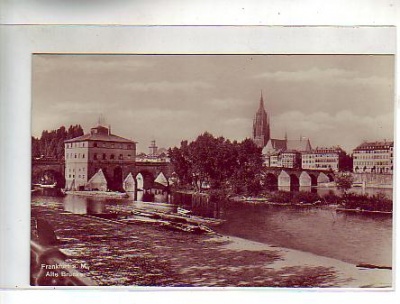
259, 90, 265, 110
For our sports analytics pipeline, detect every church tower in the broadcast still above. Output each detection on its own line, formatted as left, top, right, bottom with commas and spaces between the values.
252, 91, 270, 148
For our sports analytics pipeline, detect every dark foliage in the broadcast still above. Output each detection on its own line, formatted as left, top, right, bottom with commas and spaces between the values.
168, 132, 264, 195
32, 125, 84, 160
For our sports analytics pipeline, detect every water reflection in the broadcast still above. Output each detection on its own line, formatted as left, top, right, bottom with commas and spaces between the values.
64, 196, 105, 215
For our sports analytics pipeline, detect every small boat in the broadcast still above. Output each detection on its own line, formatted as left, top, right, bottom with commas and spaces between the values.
36, 183, 57, 189
177, 207, 191, 215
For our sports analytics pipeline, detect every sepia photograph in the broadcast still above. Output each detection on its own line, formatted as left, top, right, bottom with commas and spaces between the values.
30, 54, 394, 287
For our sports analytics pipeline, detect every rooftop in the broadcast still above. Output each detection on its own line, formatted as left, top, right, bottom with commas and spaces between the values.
64, 125, 136, 144
354, 141, 394, 151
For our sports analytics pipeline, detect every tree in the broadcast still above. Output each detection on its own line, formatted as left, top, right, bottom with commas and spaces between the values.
32, 124, 84, 160
169, 133, 264, 195
228, 138, 264, 195
335, 172, 354, 195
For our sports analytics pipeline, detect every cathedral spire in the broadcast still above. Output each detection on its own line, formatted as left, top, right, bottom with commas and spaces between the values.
253, 91, 270, 148
259, 90, 265, 110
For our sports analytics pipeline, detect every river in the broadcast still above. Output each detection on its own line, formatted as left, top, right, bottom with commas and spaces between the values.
32, 188, 392, 268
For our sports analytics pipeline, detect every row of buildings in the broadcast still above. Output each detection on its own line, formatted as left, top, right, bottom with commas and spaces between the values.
252, 92, 393, 174
63, 92, 393, 191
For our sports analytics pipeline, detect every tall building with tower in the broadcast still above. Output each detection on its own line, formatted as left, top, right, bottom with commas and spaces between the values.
252, 92, 313, 168
252, 92, 270, 148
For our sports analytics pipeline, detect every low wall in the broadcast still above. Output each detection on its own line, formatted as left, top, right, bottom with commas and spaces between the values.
352, 173, 393, 187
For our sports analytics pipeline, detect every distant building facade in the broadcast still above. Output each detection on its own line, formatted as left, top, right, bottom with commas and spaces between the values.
302, 146, 348, 172
353, 141, 393, 174
135, 140, 170, 163
64, 122, 136, 191
263, 137, 312, 169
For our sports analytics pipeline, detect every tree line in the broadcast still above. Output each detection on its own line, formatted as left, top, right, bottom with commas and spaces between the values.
32, 125, 84, 160
168, 132, 265, 195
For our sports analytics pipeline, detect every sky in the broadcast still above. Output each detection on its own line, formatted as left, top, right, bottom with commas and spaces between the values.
32, 54, 394, 153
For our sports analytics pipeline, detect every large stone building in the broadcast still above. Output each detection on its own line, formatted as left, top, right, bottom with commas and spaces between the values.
64, 122, 136, 191
353, 141, 393, 174
302, 146, 348, 172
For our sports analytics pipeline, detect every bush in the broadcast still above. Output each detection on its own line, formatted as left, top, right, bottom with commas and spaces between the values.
322, 190, 340, 205
291, 192, 321, 204
265, 191, 292, 204
342, 192, 392, 212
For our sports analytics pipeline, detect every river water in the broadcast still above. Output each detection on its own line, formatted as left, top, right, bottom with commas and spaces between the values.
32, 188, 392, 268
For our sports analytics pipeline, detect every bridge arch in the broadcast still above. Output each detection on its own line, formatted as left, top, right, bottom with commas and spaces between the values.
111, 166, 123, 191
33, 169, 65, 189
136, 169, 155, 190
308, 172, 318, 187
289, 174, 299, 187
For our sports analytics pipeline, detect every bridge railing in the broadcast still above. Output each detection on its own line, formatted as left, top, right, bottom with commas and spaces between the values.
30, 240, 97, 286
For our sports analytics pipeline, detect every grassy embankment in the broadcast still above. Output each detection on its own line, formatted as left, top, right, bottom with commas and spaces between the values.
234, 190, 392, 213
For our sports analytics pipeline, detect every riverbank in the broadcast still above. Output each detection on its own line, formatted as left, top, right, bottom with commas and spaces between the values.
31, 201, 391, 287
229, 189, 393, 214
65, 190, 129, 199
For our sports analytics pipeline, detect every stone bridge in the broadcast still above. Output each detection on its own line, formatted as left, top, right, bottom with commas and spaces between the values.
32, 159, 66, 188
32, 159, 174, 190
263, 167, 335, 188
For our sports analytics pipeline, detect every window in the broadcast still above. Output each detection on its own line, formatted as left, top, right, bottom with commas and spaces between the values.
83, 154, 85, 158
103, 153, 106, 160
94, 153, 97, 160
75, 154, 77, 158
119, 154, 123, 160
94, 143, 98, 147
110, 154, 115, 160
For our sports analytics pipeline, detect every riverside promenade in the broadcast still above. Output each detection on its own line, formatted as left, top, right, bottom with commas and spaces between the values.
31, 201, 391, 288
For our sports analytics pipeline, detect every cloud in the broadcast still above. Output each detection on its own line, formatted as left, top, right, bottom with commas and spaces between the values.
119, 80, 213, 93
272, 110, 394, 152
254, 67, 391, 87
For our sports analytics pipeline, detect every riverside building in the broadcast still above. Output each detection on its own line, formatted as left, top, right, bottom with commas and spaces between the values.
64, 121, 136, 191
352, 141, 393, 174
301, 146, 348, 172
